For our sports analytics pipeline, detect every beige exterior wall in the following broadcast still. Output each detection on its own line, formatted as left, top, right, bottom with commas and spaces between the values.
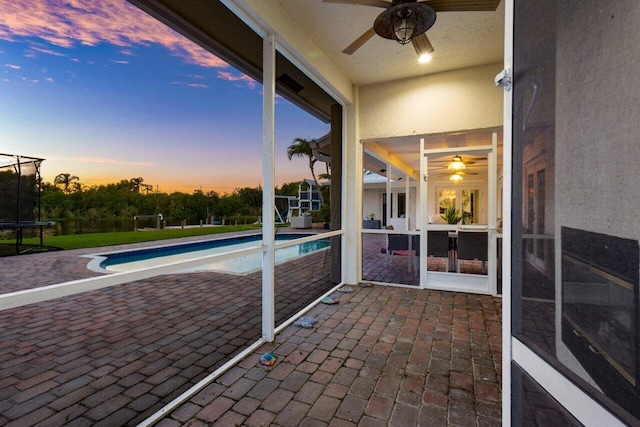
358, 63, 503, 140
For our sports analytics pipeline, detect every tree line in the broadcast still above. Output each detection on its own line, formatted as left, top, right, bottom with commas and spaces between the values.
40, 137, 330, 224
41, 175, 301, 223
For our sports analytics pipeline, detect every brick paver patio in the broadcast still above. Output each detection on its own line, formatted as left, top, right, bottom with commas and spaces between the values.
0, 231, 502, 426
164, 285, 502, 426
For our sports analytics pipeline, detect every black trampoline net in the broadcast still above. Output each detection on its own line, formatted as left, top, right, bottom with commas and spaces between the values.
0, 154, 42, 224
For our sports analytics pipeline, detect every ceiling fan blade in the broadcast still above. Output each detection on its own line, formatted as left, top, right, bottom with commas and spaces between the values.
343, 27, 377, 54
421, 0, 501, 12
412, 32, 434, 57
323, 0, 390, 8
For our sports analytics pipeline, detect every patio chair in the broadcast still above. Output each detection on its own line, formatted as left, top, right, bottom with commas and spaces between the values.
456, 230, 488, 274
411, 231, 451, 274
385, 234, 410, 266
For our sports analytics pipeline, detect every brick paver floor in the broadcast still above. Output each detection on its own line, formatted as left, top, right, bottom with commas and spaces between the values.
0, 231, 335, 426
0, 231, 502, 426
161, 285, 502, 427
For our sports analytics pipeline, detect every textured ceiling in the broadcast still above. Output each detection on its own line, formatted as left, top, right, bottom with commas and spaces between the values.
277, 0, 505, 86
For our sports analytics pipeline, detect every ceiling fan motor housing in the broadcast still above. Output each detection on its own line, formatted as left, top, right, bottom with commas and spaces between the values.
374, 2, 436, 42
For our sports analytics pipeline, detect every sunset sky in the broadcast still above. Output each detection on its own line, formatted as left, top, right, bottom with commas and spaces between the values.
0, 1, 329, 194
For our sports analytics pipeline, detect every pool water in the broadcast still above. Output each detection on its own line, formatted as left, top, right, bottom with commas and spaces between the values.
91, 234, 330, 275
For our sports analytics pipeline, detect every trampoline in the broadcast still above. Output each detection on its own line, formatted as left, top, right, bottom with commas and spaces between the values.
0, 153, 55, 254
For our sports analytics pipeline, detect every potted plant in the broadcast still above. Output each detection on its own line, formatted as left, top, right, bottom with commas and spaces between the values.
441, 205, 462, 224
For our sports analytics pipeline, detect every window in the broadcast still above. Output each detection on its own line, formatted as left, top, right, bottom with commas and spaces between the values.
437, 187, 482, 223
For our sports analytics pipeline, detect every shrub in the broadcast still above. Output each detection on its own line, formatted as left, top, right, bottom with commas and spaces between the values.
309, 203, 330, 224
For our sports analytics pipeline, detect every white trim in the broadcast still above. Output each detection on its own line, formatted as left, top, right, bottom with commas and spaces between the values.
386, 163, 391, 222
502, 0, 514, 424
341, 102, 348, 285
138, 338, 266, 427
487, 132, 498, 296
346, 94, 361, 285
419, 138, 427, 289
422, 145, 493, 156
0, 245, 266, 311
360, 281, 423, 290
274, 230, 342, 250
262, 32, 276, 343
405, 171, 410, 231
513, 339, 625, 427
361, 229, 419, 236
425, 272, 490, 295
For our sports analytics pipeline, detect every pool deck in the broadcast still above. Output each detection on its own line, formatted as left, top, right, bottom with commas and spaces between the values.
0, 229, 501, 426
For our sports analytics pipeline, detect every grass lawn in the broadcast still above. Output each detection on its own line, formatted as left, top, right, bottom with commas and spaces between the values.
0, 224, 263, 254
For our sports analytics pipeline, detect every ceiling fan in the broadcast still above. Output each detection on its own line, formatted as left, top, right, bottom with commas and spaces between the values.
437, 169, 479, 176
323, 0, 502, 59
431, 155, 486, 170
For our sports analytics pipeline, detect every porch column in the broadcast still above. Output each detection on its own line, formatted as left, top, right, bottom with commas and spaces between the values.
262, 32, 275, 342
343, 86, 360, 285
330, 104, 342, 284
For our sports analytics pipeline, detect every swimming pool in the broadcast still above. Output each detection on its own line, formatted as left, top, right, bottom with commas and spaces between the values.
86, 233, 330, 275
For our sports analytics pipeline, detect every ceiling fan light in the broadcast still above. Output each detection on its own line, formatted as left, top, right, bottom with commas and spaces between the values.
413, 33, 434, 62
418, 53, 431, 63
392, 9, 416, 45
373, 3, 435, 46
448, 155, 466, 171
449, 173, 463, 183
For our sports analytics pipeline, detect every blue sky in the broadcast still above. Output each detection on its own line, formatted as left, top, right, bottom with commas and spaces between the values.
0, 1, 329, 193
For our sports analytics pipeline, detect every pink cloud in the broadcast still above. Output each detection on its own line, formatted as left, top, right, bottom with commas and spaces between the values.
5, 63, 20, 69
0, 1, 228, 69
217, 71, 257, 89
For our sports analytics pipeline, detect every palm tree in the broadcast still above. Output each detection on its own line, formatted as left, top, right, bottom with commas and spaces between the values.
53, 173, 80, 194
130, 177, 144, 193
287, 137, 324, 203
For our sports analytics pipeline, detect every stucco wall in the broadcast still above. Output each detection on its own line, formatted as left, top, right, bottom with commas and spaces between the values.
358, 63, 503, 140
362, 188, 381, 223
